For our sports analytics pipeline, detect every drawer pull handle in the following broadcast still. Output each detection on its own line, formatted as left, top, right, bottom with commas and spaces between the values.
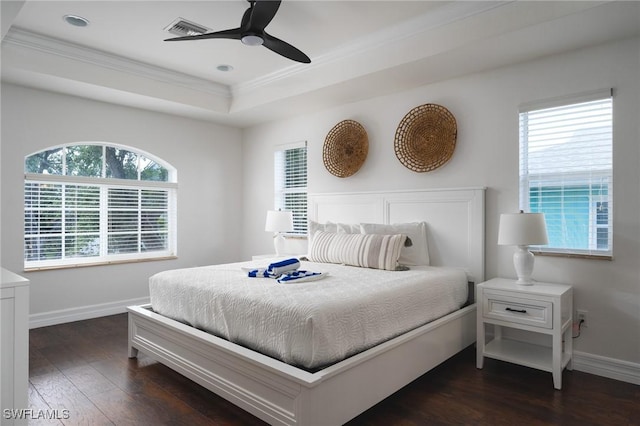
505, 307, 527, 314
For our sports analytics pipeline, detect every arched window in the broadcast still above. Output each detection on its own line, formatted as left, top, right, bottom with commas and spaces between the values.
24, 143, 177, 270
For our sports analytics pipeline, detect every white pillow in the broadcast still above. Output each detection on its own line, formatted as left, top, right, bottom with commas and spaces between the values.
309, 231, 406, 271
309, 220, 337, 236
336, 222, 360, 234
360, 222, 430, 266
308, 221, 359, 245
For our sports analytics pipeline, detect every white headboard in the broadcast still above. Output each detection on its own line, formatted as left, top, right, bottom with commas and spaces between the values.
308, 187, 485, 283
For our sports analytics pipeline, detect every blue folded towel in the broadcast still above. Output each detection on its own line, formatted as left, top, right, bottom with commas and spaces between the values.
277, 270, 327, 284
247, 257, 301, 278
247, 268, 272, 278
247, 258, 325, 283
267, 258, 300, 276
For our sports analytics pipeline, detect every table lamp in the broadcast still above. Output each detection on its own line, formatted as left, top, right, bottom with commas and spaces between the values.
265, 210, 294, 255
498, 211, 549, 285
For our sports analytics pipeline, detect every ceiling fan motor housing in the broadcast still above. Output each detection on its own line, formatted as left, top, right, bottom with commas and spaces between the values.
241, 34, 264, 46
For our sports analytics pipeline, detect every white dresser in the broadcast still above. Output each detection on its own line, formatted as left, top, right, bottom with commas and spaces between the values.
1, 268, 29, 425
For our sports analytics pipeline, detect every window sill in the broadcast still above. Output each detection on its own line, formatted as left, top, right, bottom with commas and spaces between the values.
531, 251, 612, 261
24, 255, 178, 272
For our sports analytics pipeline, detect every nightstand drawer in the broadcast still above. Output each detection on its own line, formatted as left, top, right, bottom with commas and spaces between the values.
482, 292, 552, 329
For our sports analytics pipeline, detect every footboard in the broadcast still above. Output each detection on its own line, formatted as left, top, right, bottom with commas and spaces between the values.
128, 303, 476, 425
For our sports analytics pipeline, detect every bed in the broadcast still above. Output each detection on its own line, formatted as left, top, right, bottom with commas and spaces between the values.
128, 187, 485, 425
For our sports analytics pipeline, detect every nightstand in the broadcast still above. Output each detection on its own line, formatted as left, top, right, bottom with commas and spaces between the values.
476, 278, 573, 390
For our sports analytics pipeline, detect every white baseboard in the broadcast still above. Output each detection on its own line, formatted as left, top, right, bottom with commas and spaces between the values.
29, 296, 150, 329
573, 351, 640, 385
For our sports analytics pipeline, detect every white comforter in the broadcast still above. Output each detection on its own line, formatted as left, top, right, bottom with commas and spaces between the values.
149, 259, 468, 370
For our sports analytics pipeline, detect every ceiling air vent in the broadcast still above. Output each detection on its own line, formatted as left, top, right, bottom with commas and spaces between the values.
164, 18, 210, 37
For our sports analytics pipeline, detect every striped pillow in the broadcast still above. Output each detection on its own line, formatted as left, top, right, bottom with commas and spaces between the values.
309, 231, 407, 271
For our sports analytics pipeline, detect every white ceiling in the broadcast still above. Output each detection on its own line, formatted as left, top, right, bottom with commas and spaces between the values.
2, 1, 639, 127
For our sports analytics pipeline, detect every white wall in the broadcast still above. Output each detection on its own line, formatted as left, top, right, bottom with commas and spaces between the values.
1, 84, 243, 323
242, 37, 640, 366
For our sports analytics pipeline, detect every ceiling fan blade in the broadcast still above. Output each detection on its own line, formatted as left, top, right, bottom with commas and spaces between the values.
262, 32, 310, 63
240, 4, 253, 31
249, 0, 282, 31
165, 28, 242, 42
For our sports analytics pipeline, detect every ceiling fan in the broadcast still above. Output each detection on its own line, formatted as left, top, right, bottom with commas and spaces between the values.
165, 0, 311, 64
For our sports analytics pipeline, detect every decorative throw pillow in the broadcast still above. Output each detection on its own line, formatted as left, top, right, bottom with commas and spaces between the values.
360, 222, 430, 266
309, 231, 407, 271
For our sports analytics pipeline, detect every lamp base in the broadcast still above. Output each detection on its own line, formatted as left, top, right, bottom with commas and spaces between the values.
513, 245, 535, 285
515, 277, 535, 286
273, 233, 286, 256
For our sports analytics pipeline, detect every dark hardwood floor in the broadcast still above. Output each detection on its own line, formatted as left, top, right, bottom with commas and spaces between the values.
28, 314, 638, 425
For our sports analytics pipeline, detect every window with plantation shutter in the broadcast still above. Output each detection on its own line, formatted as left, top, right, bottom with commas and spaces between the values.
24, 143, 177, 270
274, 142, 307, 235
519, 89, 613, 258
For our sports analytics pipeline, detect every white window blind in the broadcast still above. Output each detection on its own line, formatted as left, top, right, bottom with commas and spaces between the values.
25, 183, 101, 263
24, 143, 177, 270
519, 90, 613, 257
107, 188, 170, 254
274, 141, 307, 235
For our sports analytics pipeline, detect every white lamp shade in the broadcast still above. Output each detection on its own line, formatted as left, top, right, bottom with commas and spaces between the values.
498, 212, 549, 246
265, 210, 294, 233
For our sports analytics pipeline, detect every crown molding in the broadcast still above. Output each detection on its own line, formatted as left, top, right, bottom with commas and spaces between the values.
232, 1, 508, 96
3, 27, 231, 99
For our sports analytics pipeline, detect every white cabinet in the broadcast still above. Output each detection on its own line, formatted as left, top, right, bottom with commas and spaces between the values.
1, 269, 29, 425
476, 278, 573, 390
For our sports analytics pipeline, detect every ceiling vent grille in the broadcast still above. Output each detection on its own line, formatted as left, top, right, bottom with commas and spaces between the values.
164, 18, 210, 37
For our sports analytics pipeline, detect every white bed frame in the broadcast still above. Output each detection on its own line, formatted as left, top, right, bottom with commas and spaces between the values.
128, 187, 485, 425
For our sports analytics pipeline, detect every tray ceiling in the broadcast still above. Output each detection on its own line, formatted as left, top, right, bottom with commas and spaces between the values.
2, 1, 638, 127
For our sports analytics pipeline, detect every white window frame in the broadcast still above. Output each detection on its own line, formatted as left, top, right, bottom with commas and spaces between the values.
274, 141, 307, 235
518, 89, 613, 258
24, 143, 177, 270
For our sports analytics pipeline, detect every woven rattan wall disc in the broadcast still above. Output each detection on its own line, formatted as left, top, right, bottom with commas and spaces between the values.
323, 120, 369, 178
394, 104, 457, 173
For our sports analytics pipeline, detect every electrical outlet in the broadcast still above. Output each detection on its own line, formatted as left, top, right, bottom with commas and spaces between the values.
577, 310, 588, 327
